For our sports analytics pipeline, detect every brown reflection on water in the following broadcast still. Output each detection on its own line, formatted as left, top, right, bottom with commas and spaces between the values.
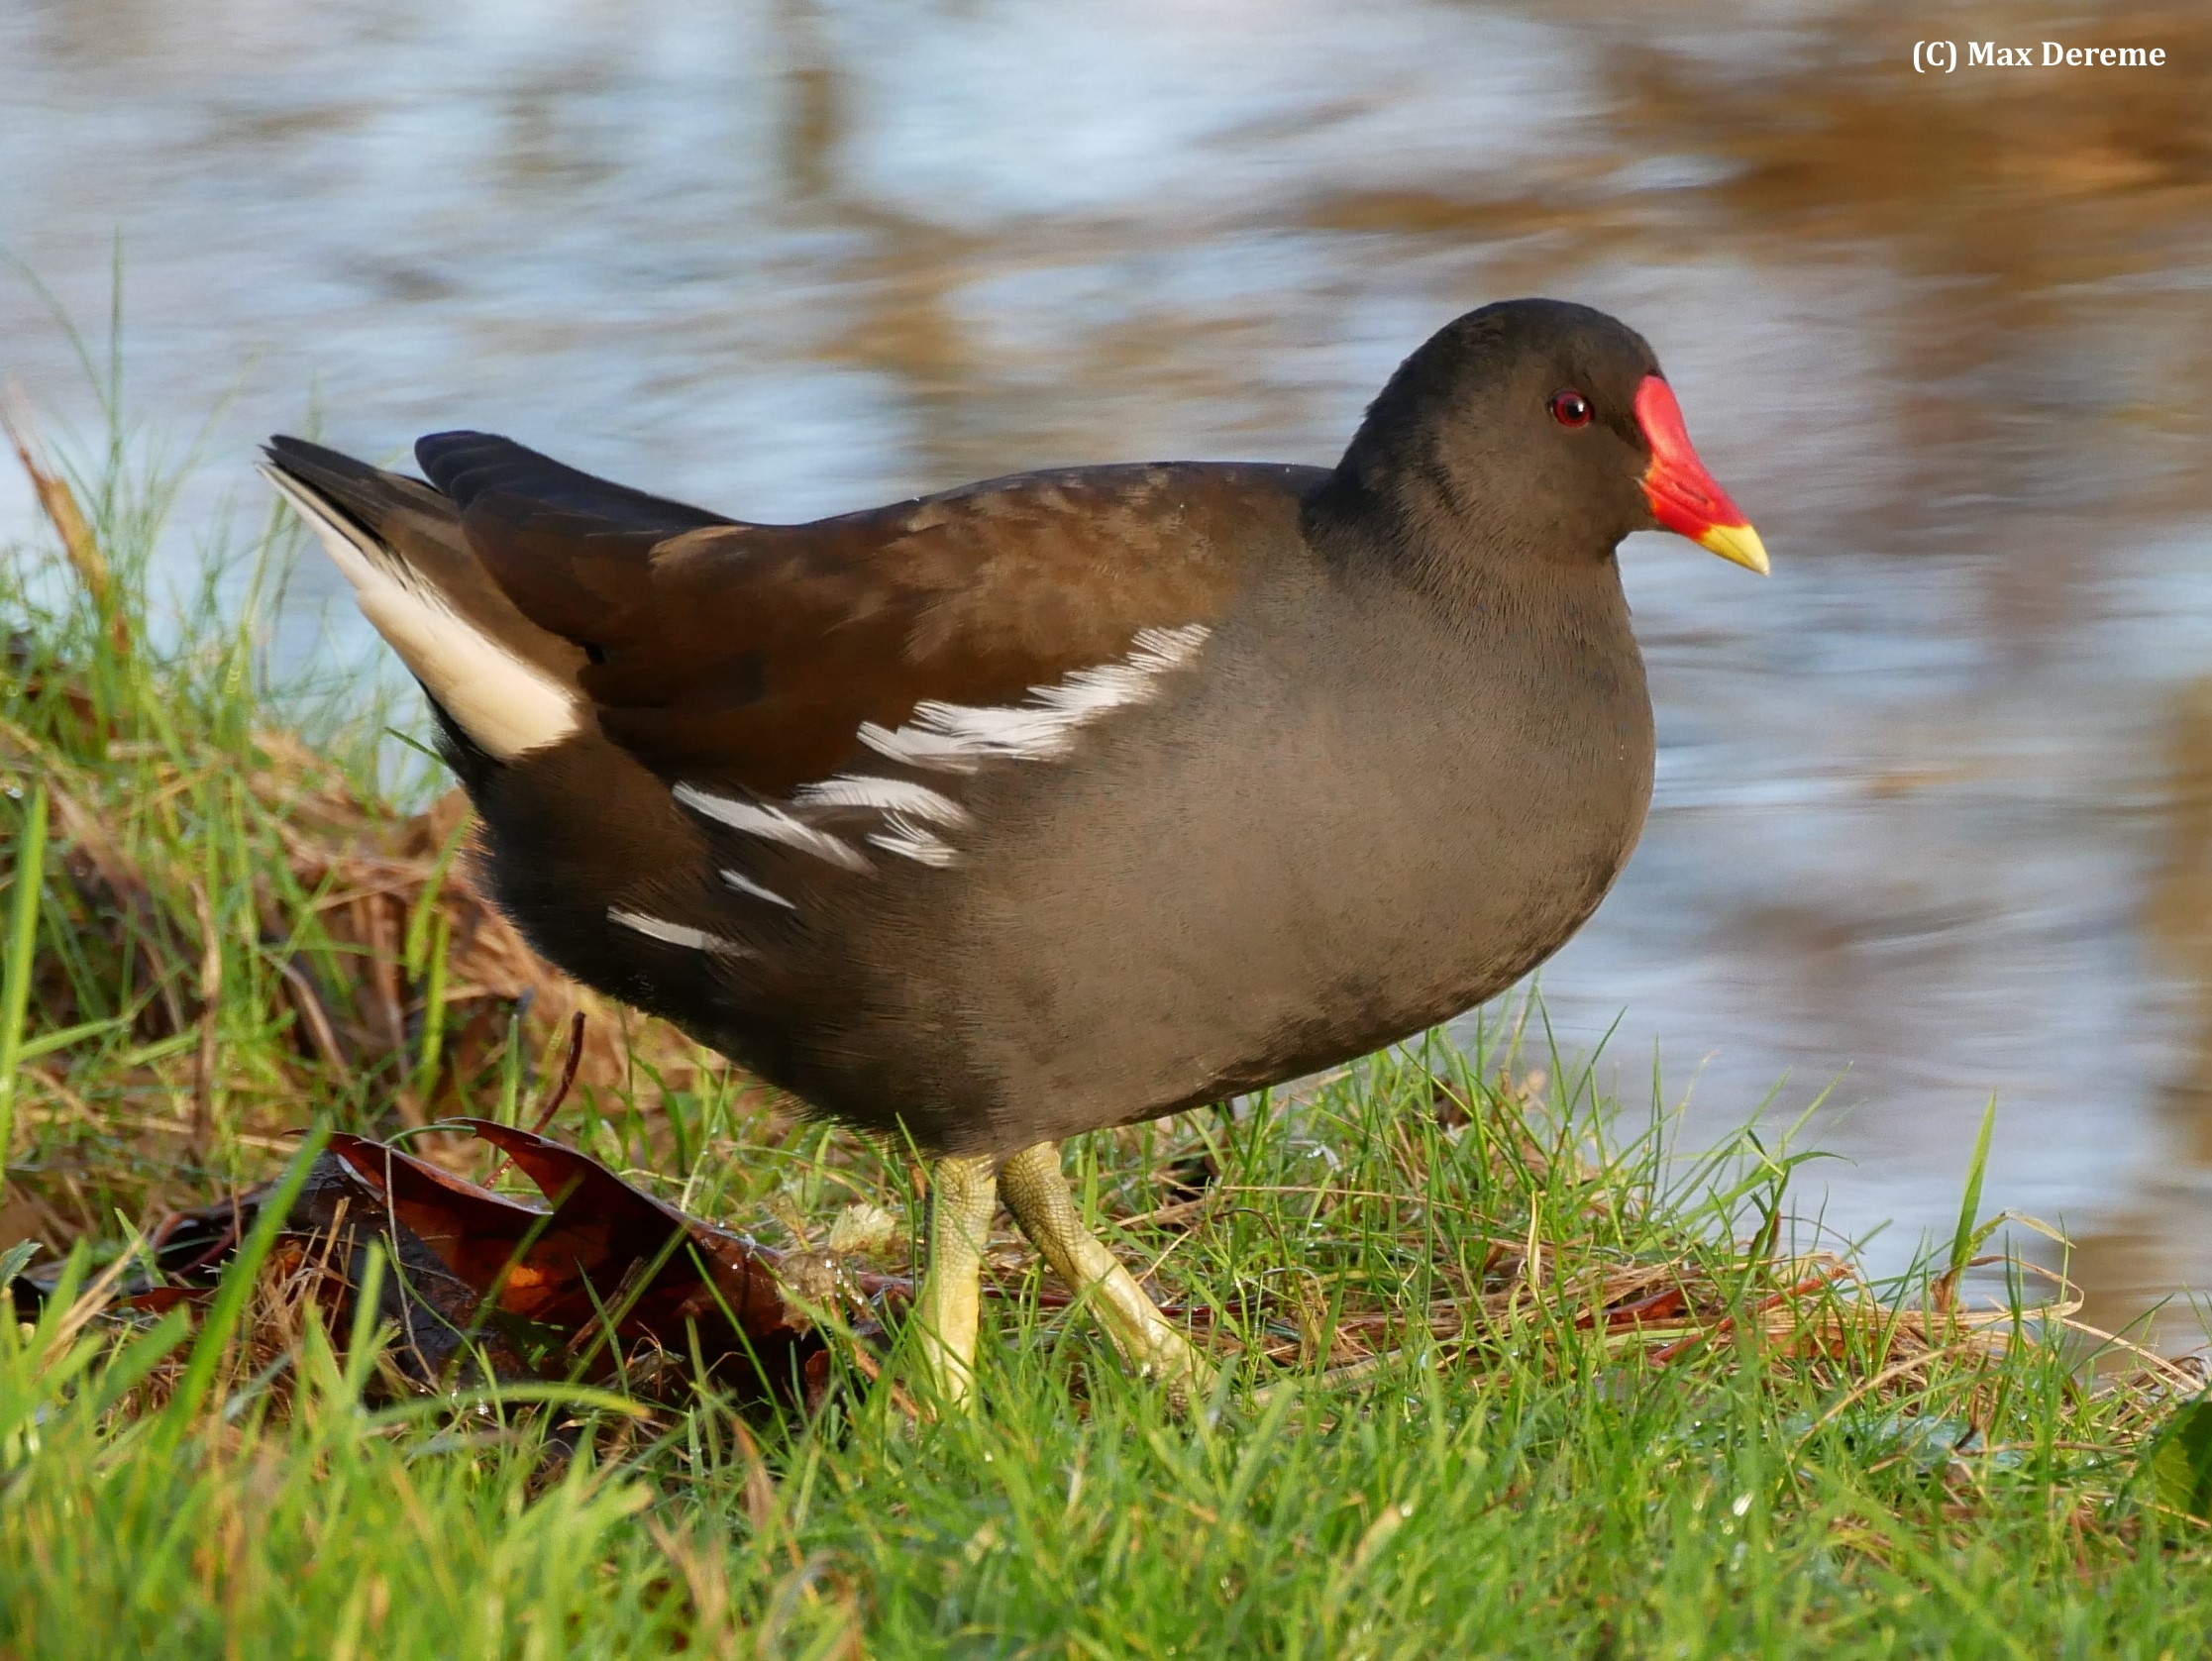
1624, 27, 2212, 1337
1615, 2, 2212, 532
2077, 677, 2212, 1346
2150, 679, 2212, 1142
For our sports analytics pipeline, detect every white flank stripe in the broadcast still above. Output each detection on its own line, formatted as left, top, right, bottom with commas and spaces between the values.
673, 783, 873, 872
262, 467, 579, 761
608, 908, 748, 955
719, 868, 796, 909
868, 821, 961, 868
857, 622, 1210, 773
791, 775, 972, 827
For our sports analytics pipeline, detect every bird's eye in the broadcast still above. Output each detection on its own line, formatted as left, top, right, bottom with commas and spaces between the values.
1549, 389, 1593, 428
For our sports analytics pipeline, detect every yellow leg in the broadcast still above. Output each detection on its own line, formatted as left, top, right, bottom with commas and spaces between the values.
998, 1142, 1212, 1400
912, 1155, 998, 1413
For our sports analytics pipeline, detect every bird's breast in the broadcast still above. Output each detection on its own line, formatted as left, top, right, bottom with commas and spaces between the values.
860, 578, 1656, 1135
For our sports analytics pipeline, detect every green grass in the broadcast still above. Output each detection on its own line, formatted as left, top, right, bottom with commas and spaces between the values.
3, 403, 2210, 1658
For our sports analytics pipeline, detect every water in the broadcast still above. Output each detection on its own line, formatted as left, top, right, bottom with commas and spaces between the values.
6, 0, 2211, 1339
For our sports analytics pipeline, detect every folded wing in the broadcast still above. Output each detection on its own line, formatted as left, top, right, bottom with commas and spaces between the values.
401, 432, 1290, 795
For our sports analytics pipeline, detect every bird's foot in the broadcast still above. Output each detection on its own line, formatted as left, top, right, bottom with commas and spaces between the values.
997, 1140, 1215, 1408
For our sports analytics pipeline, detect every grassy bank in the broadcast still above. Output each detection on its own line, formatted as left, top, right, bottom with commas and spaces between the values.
3, 420, 2210, 1657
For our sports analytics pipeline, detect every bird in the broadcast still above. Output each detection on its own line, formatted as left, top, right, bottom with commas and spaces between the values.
262, 297, 1765, 1410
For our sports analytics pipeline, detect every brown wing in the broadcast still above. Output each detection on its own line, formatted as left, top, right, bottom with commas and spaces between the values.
418, 433, 1319, 794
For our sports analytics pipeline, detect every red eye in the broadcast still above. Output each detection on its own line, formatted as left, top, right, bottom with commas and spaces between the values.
1550, 389, 1593, 428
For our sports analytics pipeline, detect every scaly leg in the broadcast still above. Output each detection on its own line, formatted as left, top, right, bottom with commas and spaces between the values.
998, 1141, 1212, 1400
911, 1154, 998, 1413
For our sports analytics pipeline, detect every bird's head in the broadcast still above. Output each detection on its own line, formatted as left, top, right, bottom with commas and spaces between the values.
1332, 297, 1767, 576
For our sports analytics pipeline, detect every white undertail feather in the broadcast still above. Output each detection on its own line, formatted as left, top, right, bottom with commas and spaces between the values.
857, 623, 1211, 774
261, 467, 579, 761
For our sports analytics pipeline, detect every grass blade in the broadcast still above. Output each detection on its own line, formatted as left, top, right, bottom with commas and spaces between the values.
1938, 1094, 1999, 1311
0, 781, 51, 1204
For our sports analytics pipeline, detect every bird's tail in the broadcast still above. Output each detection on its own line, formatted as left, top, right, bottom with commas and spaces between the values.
260, 436, 588, 767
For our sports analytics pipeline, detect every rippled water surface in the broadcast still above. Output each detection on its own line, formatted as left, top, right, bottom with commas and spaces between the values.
6, 0, 2211, 1334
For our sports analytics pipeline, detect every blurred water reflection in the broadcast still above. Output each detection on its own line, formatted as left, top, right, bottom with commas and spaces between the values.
4, 0, 2209, 1336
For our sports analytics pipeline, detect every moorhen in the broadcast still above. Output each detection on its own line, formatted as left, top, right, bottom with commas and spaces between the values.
263, 298, 1765, 1407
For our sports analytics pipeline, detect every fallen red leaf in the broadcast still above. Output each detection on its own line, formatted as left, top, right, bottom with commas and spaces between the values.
17, 1122, 910, 1408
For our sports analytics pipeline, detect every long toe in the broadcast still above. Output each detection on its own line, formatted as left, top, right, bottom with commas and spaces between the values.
997, 1142, 1214, 1405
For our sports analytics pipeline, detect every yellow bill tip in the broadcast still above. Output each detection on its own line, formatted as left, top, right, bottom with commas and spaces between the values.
1696, 521, 1769, 576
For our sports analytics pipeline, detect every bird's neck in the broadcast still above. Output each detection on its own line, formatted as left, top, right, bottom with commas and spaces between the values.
1304, 459, 1631, 633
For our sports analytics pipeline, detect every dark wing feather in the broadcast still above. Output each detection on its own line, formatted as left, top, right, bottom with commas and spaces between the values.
433, 437, 1317, 794
416, 431, 736, 534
